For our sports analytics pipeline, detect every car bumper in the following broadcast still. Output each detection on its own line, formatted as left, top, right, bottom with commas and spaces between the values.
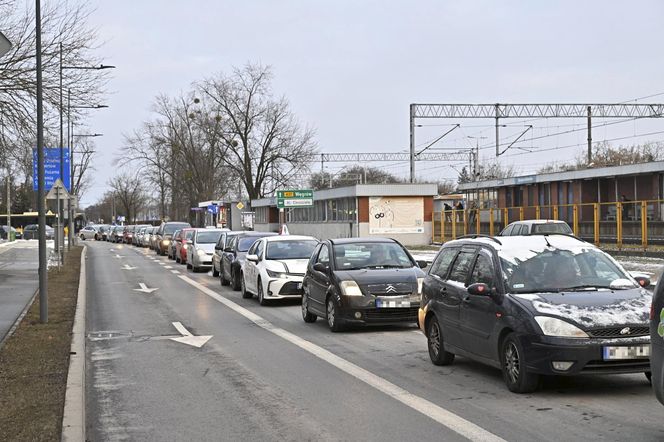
193, 254, 213, 267
338, 296, 420, 325
265, 276, 305, 299
522, 334, 650, 376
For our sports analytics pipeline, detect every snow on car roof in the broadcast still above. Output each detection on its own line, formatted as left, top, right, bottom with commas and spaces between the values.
508, 219, 568, 225
264, 235, 318, 242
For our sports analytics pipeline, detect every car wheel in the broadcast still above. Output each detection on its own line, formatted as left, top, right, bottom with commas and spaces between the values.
220, 269, 230, 286
94, 234, 98, 240
426, 315, 455, 366
176, 256, 180, 264
501, 333, 539, 394
326, 296, 344, 332
232, 270, 242, 291
187, 262, 192, 270
79, 234, 85, 240
258, 279, 268, 306
193, 265, 199, 273
646, 372, 652, 384
241, 273, 252, 298
212, 265, 219, 277
301, 291, 317, 323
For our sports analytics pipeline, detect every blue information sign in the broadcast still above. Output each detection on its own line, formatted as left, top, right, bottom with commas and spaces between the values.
32, 148, 71, 192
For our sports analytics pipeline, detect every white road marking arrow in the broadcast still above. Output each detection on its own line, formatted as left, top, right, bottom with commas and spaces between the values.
133, 283, 158, 294
169, 322, 212, 348
121, 264, 137, 270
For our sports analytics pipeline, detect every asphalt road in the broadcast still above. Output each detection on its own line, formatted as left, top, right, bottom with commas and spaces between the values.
85, 241, 664, 442
0, 241, 40, 342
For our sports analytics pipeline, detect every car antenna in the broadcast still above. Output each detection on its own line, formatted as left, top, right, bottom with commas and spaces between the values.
542, 234, 553, 248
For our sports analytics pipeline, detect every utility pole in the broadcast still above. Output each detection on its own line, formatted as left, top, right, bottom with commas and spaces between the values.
587, 105, 592, 164
57, 41, 63, 262
5, 174, 10, 241
409, 104, 415, 183
36, 0, 48, 323
67, 88, 73, 250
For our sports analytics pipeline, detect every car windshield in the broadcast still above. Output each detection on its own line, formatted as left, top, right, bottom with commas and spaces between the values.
196, 231, 222, 244
500, 247, 637, 293
532, 223, 573, 234
238, 237, 262, 252
266, 240, 318, 260
184, 230, 194, 240
165, 223, 189, 234
333, 242, 414, 270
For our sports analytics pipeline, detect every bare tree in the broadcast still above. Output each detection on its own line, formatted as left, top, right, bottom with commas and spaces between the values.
107, 172, 147, 224
539, 141, 664, 173
198, 63, 317, 200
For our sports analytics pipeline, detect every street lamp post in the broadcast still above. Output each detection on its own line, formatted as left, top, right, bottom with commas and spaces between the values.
35, 0, 47, 323
65, 87, 107, 249
59, 57, 113, 251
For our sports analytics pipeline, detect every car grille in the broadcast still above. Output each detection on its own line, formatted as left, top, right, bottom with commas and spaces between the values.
582, 359, 650, 373
365, 282, 414, 297
363, 307, 418, 322
278, 282, 303, 296
587, 326, 649, 338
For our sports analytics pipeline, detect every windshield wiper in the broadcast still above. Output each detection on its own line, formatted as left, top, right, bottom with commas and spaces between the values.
558, 284, 613, 291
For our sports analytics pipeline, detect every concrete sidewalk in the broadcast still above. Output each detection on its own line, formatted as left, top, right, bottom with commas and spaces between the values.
0, 241, 39, 344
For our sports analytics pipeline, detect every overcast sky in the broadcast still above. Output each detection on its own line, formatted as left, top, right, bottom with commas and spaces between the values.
81, 0, 664, 206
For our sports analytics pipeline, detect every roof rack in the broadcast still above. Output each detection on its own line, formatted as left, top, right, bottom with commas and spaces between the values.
455, 234, 502, 246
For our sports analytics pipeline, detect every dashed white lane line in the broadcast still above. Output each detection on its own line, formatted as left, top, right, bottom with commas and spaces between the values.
158, 262, 166, 266
178, 274, 505, 442
170, 270, 180, 274
164, 265, 173, 269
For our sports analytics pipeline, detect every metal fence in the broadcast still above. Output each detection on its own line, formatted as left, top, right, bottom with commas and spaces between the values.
432, 199, 664, 250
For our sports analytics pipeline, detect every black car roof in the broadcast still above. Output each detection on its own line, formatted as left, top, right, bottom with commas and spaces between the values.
236, 231, 278, 237
329, 237, 397, 245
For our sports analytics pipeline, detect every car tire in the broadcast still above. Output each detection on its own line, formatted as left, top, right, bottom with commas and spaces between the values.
187, 262, 192, 270
301, 291, 317, 323
501, 333, 539, 394
220, 269, 230, 286
79, 234, 85, 241
212, 265, 219, 277
646, 372, 652, 384
426, 315, 455, 366
232, 270, 242, 292
94, 234, 98, 241
258, 279, 268, 306
176, 256, 180, 264
193, 265, 199, 273
326, 296, 344, 332
241, 273, 252, 298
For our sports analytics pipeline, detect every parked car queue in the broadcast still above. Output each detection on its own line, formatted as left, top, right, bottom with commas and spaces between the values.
95, 220, 660, 396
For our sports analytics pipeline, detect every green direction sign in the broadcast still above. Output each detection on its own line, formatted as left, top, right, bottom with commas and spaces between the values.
277, 189, 314, 209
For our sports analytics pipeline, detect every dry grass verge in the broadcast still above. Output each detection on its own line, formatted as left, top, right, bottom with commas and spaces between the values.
0, 246, 82, 441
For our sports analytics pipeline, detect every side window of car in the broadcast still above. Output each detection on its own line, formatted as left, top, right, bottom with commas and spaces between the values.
501, 225, 514, 236
469, 252, 495, 287
429, 248, 458, 279
247, 241, 258, 255
317, 245, 330, 265
447, 250, 476, 285
255, 240, 264, 258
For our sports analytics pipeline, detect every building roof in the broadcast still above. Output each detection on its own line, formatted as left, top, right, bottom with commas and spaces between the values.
457, 160, 664, 191
251, 183, 439, 208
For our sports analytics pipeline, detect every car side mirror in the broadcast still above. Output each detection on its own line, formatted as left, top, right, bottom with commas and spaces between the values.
246, 254, 259, 263
417, 260, 428, 269
467, 283, 491, 296
313, 262, 329, 273
634, 276, 651, 288
224, 247, 233, 253
186, 239, 193, 245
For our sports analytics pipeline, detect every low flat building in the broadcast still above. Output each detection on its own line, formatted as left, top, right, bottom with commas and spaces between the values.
251, 183, 438, 246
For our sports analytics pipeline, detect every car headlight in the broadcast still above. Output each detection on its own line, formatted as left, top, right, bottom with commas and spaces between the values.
162, 239, 170, 245
340, 280, 363, 297
266, 269, 288, 279
197, 249, 207, 257
534, 316, 589, 338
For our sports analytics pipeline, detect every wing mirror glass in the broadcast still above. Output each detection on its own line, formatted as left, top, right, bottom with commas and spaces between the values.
313, 262, 329, 273
634, 275, 651, 288
467, 283, 491, 296
246, 254, 259, 263
417, 260, 428, 269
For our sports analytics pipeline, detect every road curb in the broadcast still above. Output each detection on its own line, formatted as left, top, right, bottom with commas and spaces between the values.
61, 245, 87, 442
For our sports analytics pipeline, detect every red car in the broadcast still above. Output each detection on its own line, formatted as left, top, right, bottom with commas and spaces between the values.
177, 228, 196, 265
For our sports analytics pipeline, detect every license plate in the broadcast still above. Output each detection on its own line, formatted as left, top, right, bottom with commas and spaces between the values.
376, 297, 411, 308
602, 345, 650, 360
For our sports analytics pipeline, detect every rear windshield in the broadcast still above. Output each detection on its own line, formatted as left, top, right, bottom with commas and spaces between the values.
266, 240, 318, 260
196, 231, 223, 244
532, 223, 573, 234
165, 223, 190, 234
238, 237, 261, 252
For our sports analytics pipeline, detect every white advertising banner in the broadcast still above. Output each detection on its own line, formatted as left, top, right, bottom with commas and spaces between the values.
369, 196, 424, 234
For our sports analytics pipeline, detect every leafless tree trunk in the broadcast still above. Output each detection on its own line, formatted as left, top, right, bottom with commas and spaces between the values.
107, 172, 146, 224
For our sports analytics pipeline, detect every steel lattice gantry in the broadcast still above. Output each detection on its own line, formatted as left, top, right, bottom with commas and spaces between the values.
408, 102, 664, 182
320, 151, 470, 163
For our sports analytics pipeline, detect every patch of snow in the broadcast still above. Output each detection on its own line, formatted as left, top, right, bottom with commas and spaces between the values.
531, 291, 651, 328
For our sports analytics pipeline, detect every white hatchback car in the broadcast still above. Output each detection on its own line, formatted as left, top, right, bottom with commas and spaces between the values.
79, 225, 99, 240
187, 228, 226, 272
242, 235, 319, 305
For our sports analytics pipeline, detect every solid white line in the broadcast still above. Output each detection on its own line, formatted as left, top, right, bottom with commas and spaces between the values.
172, 321, 192, 337
177, 275, 505, 442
